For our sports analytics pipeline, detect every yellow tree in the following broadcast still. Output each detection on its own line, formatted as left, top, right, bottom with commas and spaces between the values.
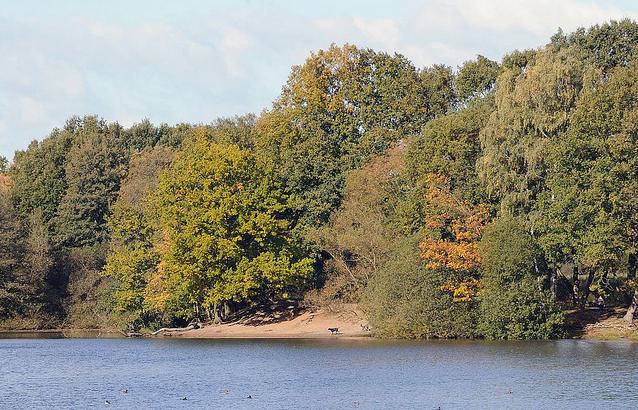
148, 138, 313, 321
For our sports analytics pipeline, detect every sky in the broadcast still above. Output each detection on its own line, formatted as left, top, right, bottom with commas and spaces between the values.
2, 0, 638, 159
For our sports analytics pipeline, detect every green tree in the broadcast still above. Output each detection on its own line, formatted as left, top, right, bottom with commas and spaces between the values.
257, 44, 435, 229
407, 98, 492, 205
455, 55, 499, 105
122, 119, 172, 153
420, 64, 456, 117
148, 139, 313, 320
53, 117, 128, 247
553, 19, 638, 72
478, 45, 584, 214
10, 128, 73, 225
103, 147, 175, 329
0, 177, 53, 325
478, 217, 563, 339
0, 176, 23, 320
307, 143, 406, 302
205, 115, 256, 150
23, 209, 54, 315
535, 54, 638, 313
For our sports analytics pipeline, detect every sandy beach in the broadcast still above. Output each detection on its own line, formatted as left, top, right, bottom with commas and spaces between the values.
162, 306, 371, 339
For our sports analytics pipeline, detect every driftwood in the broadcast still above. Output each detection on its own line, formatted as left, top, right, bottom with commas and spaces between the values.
151, 322, 201, 336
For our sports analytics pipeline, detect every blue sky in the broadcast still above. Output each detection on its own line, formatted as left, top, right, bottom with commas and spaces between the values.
2, 0, 638, 159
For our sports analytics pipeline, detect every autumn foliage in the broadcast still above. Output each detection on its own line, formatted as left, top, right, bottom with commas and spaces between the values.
419, 175, 490, 301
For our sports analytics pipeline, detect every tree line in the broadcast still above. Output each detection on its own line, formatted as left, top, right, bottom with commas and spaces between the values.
1, 20, 638, 338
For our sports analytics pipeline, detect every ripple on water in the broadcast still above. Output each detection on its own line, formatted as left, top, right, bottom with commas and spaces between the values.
1, 338, 637, 409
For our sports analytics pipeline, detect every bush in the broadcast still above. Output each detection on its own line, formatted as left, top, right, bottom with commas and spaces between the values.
361, 236, 478, 339
479, 277, 564, 339
478, 216, 564, 339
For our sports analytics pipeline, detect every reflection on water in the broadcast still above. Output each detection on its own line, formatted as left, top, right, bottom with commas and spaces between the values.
1, 337, 637, 409
0, 330, 122, 339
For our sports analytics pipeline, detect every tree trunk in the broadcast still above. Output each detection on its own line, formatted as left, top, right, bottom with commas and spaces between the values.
624, 289, 638, 322
550, 269, 558, 298
213, 303, 222, 324
626, 254, 638, 322
628, 253, 637, 280
572, 265, 580, 307
580, 269, 595, 310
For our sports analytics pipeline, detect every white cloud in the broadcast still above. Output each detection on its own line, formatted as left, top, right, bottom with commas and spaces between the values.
18, 97, 47, 123
403, 42, 474, 67
82, 21, 216, 69
2, 0, 638, 159
455, 0, 638, 35
218, 26, 254, 76
352, 17, 401, 49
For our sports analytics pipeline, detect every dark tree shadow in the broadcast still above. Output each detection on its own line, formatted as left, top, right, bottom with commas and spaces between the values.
564, 307, 624, 338
225, 300, 308, 327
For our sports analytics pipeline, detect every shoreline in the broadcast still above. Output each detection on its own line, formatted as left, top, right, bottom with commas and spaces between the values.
1, 329, 637, 342
160, 307, 372, 339
2, 307, 636, 340
0, 307, 373, 340
1, 330, 636, 342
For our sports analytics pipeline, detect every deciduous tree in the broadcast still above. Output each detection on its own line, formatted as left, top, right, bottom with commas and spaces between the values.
419, 176, 490, 302
148, 139, 313, 320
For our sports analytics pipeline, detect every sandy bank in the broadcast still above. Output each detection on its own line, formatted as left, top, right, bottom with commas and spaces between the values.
162, 306, 372, 339
565, 307, 638, 339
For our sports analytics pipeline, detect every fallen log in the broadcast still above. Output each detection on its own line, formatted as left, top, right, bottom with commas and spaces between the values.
151, 322, 201, 336
151, 324, 195, 336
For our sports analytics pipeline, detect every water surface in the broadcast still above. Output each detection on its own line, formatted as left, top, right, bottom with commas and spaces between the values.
1, 337, 636, 409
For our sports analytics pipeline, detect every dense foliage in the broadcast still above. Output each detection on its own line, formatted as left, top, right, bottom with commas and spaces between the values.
148, 139, 313, 321
362, 236, 478, 339
478, 217, 564, 339
3, 22, 638, 338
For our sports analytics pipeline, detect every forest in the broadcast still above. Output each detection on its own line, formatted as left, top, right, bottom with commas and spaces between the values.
2, 20, 638, 339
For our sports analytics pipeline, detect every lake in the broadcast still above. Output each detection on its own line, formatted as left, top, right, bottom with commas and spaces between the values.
1, 336, 636, 409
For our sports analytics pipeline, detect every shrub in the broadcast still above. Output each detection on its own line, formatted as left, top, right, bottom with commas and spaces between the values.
478, 216, 564, 339
362, 236, 478, 339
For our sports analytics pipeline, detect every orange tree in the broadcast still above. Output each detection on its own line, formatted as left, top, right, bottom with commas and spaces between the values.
419, 175, 490, 302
